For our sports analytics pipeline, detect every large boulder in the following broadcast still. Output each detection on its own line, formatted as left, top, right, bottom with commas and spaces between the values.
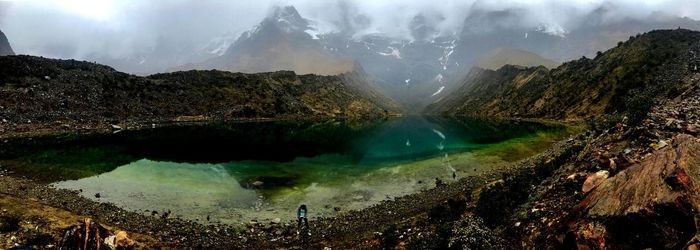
569, 134, 700, 249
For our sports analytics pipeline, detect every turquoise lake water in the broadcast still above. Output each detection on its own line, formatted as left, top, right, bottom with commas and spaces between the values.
0, 116, 571, 224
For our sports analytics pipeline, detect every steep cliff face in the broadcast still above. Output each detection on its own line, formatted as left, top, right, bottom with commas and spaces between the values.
0, 55, 400, 132
426, 65, 549, 116
428, 29, 700, 121
0, 29, 14, 56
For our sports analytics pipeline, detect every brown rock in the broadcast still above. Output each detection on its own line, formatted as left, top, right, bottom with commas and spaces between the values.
572, 134, 700, 249
608, 158, 616, 171
115, 231, 135, 248
566, 220, 608, 249
581, 170, 609, 193
616, 155, 637, 170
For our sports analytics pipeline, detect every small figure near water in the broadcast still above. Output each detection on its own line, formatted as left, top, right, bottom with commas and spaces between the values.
453, 171, 456, 180
297, 204, 310, 235
435, 177, 445, 187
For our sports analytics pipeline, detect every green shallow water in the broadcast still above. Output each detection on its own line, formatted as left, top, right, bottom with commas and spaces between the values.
0, 116, 578, 224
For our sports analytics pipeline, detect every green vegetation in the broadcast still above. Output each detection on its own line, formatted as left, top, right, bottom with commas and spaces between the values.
624, 89, 655, 126
473, 125, 583, 162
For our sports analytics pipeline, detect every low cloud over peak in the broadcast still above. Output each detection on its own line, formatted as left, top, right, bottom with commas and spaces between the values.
1, 0, 698, 73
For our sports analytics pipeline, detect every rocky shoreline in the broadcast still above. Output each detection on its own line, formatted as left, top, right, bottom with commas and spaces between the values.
495, 89, 700, 249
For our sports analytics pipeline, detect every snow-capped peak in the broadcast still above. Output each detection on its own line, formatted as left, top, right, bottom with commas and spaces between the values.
267, 6, 311, 34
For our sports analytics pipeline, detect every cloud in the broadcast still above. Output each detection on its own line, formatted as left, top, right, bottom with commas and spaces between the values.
0, 0, 698, 71
1, 0, 273, 59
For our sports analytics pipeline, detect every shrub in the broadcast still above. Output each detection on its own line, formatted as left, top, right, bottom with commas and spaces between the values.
625, 90, 654, 126
26, 228, 54, 246
406, 223, 452, 250
428, 198, 466, 223
380, 224, 400, 249
587, 114, 624, 132
0, 215, 21, 232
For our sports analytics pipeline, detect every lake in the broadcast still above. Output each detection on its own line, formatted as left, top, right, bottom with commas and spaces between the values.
0, 116, 574, 225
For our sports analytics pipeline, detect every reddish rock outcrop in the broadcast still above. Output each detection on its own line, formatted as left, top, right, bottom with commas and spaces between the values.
581, 170, 609, 193
570, 134, 700, 249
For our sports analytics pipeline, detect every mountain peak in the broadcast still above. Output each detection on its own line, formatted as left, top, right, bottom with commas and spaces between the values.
410, 15, 439, 41
266, 5, 310, 33
0, 29, 14, 56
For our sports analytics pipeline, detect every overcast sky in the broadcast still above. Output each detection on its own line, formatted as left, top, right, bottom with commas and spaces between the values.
1, 0, 699, 61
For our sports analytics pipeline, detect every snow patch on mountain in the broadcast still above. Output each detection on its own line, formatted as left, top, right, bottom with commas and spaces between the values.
535, 23, 568, 38
434, 73, 444, 83
306, 29, 322, 40
200, 31, 239, 56
378, 46, 402, 59
438, 39, 456, 70
431, 86, 445, 96
304, 18, 336, 40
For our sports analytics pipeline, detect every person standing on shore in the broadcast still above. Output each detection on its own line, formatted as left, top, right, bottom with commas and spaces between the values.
297, 204, 310, 235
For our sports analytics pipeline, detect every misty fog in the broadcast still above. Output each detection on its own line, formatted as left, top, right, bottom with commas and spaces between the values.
2, 0, 699, 74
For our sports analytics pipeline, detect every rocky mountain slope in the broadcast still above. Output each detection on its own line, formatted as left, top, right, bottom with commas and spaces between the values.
0, 29, 14, 56
176, 6, 700, 111
0, 55, 400, 135
42, 4, 685, 111
173, 6, 354, 76
476, 48, 559, 70
428, 29, 700, 121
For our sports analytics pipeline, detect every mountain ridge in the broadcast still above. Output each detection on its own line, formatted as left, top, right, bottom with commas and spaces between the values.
0, 55, 400, 135
476, 48, 559, 70
173, 6, 700, 111
427, 29, 700, 121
